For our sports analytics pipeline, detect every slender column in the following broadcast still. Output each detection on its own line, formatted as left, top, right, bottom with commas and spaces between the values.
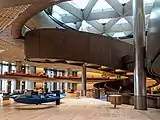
81, 64, 86, 96
16, 61, 22, 73
67, 69, 72, 76
47, 81, 51, 92
25, 66, 36, 90
51, 82, 54, 91
11, 80, 16, 93
133, 0, 147, 110
15, 61, 22, 89
59, 82, 62, 91
66, 69, 72, 90
64, 70, 68, 90
65, 83, 68, 90
2, 80, 8, 93
57, 82, 60, 90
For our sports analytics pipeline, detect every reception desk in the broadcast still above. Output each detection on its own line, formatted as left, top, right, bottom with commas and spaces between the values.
109, 95, 122, 108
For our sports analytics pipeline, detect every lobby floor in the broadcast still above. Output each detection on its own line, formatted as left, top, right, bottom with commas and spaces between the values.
0, 98, 160, 120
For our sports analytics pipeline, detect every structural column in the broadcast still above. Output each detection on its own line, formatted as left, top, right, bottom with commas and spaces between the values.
47, 81, 51, 92
133, 0, 147, 110
67, 69, 73, 90
16, 61, 22, 89
11, 80, 16, 93
51, 82, 54, 91
2, 80, 8, 93
81, 64, 86, 96
16, 61, 22, 73
57, 82, 60, 90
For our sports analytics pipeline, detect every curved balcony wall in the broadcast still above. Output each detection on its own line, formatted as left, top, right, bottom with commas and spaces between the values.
24, 28, 133, 69
147, 0, 160, 77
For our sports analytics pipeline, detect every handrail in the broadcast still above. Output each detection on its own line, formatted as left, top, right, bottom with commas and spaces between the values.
44, 10, 76, 30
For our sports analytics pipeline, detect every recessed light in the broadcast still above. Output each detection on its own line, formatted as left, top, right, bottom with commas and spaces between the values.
0, 49, 5, 53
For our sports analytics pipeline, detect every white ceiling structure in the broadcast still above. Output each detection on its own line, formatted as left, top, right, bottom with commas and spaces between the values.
52, 0, 155, 38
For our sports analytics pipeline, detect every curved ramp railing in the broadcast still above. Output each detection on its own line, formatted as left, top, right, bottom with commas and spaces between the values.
146, 0, 160, 85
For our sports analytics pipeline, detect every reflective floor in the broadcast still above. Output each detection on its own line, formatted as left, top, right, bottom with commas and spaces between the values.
0, 97, 160, 120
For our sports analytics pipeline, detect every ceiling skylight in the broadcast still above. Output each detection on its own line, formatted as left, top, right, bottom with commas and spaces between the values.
92, 0, 113, 11
81, 20, 92, 27
118, 0, 130, 4
79, 20, 93, 32
96, 18, 111, 24
116, 18, 128, 24
53, 5, 70, 15
144, 0, 155, 4
113, 32, 126, 37
0, 49, 4, 53
50, 0, 153, 39
68, 0, 89, 9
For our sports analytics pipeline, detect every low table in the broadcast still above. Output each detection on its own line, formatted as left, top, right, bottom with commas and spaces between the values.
109, 95, 122, 108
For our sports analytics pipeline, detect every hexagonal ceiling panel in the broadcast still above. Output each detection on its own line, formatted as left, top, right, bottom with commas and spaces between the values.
50, 0, 155, 38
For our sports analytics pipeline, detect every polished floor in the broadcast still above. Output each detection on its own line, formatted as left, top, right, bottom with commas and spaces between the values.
0, 97, 160, 120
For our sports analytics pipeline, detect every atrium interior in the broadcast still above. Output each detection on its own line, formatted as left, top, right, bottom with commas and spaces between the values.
0, 0, 160, 120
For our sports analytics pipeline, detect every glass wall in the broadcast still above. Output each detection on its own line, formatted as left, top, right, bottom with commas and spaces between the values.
11, 65, 16, 73
2, 64, 8, 74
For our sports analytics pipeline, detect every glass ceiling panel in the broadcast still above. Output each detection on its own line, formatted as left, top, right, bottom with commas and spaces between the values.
118, 0, 130, 4
79, 20, 93, 32
81, 20, 92, 27
144, 0, 155, 4
68, 0, 89, 9
113, 32, 126, 37
53, 5, 70, 15
96, 18, 111, 24
92, 0, 113, 11
116, 18, 128, 24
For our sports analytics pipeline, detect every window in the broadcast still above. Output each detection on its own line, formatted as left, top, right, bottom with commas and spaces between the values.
2, 65, 8, 74
11, 65, 16, 73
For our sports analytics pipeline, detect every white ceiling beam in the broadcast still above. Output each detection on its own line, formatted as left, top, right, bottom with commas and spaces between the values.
87, 20, 103, 32
108, 23, 132, 32
88, 10, 120, 21
123, 0, 132, 16
105, 0, 123, 15
61, 15, 80, 23
83, 0, 98, 20
104, 18, 120, 31
58, 2, 83, 20
76, 22, 82, 30
125, 16, 133, 27
61, 4, 152, 23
